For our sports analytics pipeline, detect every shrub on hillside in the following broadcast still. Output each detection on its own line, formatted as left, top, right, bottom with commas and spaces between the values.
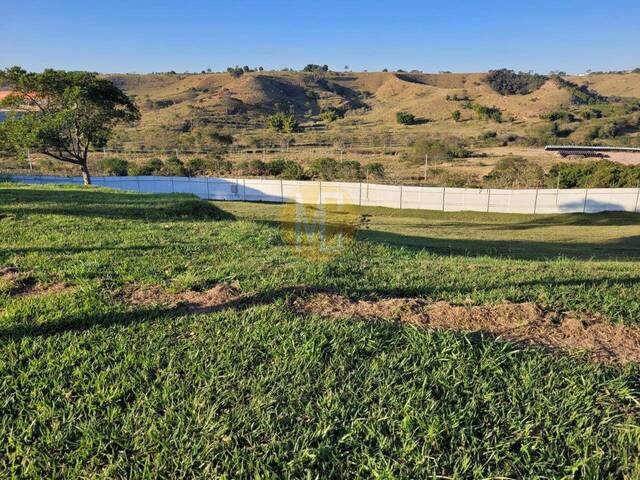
396, 111, 417, 125
309, 157, 339, 180
364, 162, 385, 179
547, 160, 640, 188
131, 158, 164, 175
468, 103, 503, 122
551, 76, 607, 105
281, 161, 306, 180
320, 109, 342, 123
484, 157, 544, 188
162, 155, 187, 176
410, 137, 472, 164
99, 157, 129, 176
337, 160, 363, 181
451, 110, 461, 122
485, 69, 548, 95
266, 112, 300, 133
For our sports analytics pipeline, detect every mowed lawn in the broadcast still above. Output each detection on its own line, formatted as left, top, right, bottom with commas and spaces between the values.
0, 183, 639, 478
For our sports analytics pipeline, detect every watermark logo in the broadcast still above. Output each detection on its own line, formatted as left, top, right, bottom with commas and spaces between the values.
280, 181, 360, 260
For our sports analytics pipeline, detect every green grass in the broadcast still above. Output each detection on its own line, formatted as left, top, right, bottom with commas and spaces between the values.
0, 184, 639, 478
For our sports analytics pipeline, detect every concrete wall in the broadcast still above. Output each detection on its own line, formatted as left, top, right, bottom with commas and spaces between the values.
8, 175, 640, 215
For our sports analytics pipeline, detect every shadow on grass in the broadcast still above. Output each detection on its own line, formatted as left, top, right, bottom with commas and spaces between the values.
2, 274, 640, 342
264, 219, 640, 261
0, 187, 235, 222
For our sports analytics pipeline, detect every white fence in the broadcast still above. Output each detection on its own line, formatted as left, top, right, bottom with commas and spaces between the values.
7, 175, 640, 214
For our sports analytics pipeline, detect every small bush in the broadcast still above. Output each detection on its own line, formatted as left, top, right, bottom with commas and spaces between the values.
185, 158, 208, 176
337, 160, 363, 181
266, 112, 300, 133
364, 162, 385, 179
320, 110, 341, 123
162, 156, 187, 176
281, 161, 306, 180
132, 158, 164, 176
451, 110, 461, 122
547, 160, 640, 188
100, 157, 129, 176
310, 157, 339, 180
484, 157, 544, 188
396, 111, 417, 125
411, 137, 472, 164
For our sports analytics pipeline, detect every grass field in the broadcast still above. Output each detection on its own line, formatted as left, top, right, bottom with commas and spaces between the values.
1, 183, 639, 478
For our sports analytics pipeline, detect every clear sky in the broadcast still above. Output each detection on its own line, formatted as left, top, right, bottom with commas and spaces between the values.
2, 0, 639, 74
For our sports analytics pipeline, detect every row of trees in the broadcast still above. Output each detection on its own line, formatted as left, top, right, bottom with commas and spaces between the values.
96, 155, 386, 182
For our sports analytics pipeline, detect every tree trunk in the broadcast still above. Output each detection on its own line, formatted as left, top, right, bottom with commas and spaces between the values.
80, 162, 92, 185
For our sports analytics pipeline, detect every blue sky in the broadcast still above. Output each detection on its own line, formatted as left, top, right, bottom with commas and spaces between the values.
2, 0, 639, 74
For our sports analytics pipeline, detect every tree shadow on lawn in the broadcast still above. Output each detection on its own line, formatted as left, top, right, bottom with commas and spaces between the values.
265, 219, 640, 261
0, 187, 235, 222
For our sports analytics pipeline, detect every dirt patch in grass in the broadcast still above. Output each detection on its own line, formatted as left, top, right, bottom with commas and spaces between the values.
0, 267, 68, 297
294, 294, 640, 365
119, 282, 241, 313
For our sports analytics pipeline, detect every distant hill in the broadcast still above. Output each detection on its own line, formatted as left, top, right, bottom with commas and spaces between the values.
100, 71, 640, 150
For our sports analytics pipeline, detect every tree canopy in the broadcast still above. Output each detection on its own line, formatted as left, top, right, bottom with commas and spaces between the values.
0, 67, 139, 184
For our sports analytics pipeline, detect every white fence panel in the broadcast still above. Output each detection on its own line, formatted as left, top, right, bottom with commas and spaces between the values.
320, 181, 361, 206
401, 186, 445, 210
585, 188, 639, 213
488, 189, 539, 214
282, 180, 320, 204
361, 183, 401, 208
443, 188, 490, 212
5, 175, 640, 215
243, 179, 283, 203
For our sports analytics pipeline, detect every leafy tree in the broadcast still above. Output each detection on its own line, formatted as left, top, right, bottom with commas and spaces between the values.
396, 111, 416, 125
227, 66, 244, 78
485, 69, 548, 95
0, 67, 139, 184
266, 112, 300, 133
451, 110, 461, 122
303, 64, 329, 73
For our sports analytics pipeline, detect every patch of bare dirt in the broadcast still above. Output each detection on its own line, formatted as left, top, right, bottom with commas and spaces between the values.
119, 282, 241, 313
0, 267, 68, 297
295, 294, 640, 365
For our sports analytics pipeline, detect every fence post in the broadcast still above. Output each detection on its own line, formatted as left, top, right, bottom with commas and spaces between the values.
634, 187, 640, 213
205, 177, 210, 200
170, 176, 175, 193
359, 182, 362, 207
441, 187, 446, 211
582, 188, 589, 213
486, 189, 491, 213
399, 184, 403, 209
319, 180, 322, 205
280, 178, 284, 204
136, 176, 141, 193
243, 178, 246, 201
533, 189, 539, 214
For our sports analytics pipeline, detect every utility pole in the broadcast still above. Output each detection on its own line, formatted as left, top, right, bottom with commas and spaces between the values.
424, 154, 428, 182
